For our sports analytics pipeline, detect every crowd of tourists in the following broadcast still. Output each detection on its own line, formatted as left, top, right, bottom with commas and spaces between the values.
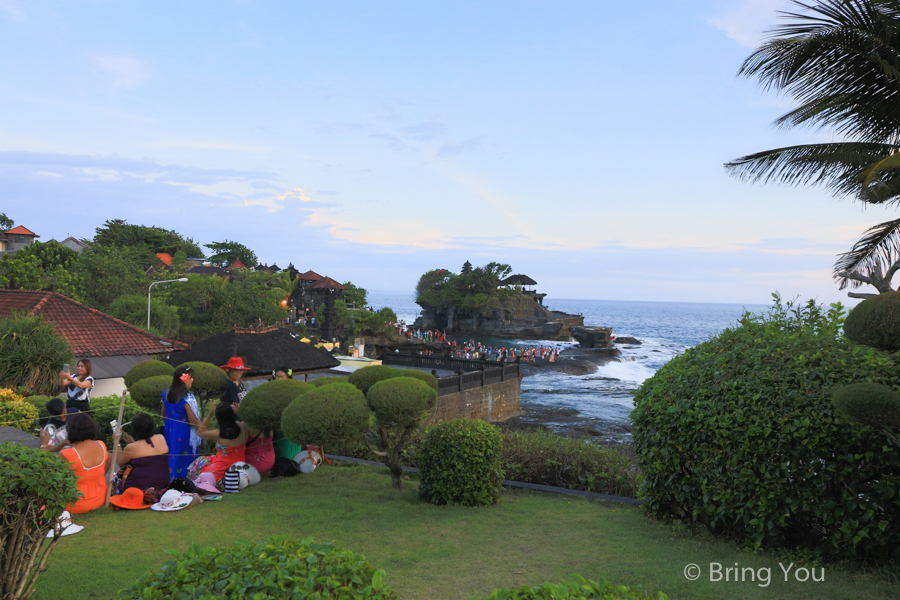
449, 340, 561, 362
38, 358, 306, 516
395, 321, 445, 342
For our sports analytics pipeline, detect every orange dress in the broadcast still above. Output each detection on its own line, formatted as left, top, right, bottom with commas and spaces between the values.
61, 441, 108, 514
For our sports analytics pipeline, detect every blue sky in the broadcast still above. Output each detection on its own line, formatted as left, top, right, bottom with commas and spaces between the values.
1, 0, 893, 306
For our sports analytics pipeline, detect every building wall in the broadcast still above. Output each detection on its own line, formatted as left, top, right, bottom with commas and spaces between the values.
426, 377, 522, 425
94, 377, 127, 399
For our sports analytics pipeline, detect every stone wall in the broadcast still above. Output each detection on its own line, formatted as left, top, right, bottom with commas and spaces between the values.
425, 377, 522, 425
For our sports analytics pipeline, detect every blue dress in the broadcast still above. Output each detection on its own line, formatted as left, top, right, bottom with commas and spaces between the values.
163, 390, 201, 479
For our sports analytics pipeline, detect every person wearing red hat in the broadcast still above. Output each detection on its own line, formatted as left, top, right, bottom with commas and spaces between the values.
220, 357, 252, 408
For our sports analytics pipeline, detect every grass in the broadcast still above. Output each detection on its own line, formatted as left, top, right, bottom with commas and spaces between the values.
34, 462, 900, 600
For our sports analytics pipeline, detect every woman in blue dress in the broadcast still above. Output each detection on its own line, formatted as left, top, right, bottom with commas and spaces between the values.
162, 365, 202, 479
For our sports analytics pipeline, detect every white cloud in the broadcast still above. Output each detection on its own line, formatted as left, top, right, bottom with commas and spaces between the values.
708, 0, 786, 48
90, 54, 154, 90
0, 0, 24, 19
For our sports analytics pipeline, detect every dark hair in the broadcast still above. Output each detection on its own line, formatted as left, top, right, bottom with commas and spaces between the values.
76, 359, 92, 381
66, 412, 99, 443
46, 398, 65, 417
273, 366, 291, 378
131, 413, 157, 442
166, 365, 193, 405
215, 402, 242, 440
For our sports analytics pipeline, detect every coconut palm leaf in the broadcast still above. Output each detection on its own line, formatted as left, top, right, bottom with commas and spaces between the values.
833, 217, 900, 288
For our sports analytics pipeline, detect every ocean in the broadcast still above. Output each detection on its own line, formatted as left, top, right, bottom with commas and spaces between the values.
367, 292, 769, 436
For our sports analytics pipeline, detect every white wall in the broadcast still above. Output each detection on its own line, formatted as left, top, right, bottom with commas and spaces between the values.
93, 377, 127, 398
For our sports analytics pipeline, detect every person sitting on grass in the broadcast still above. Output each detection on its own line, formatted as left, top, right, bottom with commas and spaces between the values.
39, 398, 77, 452
189, 402, 248, 484
115, 412, 170, 493
58, 412, 109, 515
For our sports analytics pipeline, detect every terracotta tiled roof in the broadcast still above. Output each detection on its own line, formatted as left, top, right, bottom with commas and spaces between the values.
0, 290, 188, 358
156, 253, 173, 266
224, 259, 248, 271
4, 226, 39, 237
296, 270, 323, 281
310, 277, 347, 290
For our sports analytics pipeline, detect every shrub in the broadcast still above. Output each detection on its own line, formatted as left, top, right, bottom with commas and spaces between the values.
0, 313, 73, 395
121, 537, 397, 600
843, 291, 900, 351
366, 378, 437, 489
0, 389, 38, 434
0, 443, 79, 600
632, 301, 900, 559
124, 360, 174, 389
393, 369, 438, 390
89, 394, 162, 447
128, 375, 171, 411
418, 419, 503, 506
177, 361, 228, 400
348, 365, 399, 395
239, 379, 310, 434
470, 576, 668, 600
311, 377, 350, 387
832, 382, 900, 430
22, 395, 55, 429
109, 294, 181, 338
501, 431, 638, 498
281, 383, 371, 452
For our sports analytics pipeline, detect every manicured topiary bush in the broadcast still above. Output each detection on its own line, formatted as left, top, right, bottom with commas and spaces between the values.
366, 377, 437, 489
632, 300, 900, 559
121, 537, 397, 600
348, 365, 399, 394
843, 291, 900, 351
393, 369, 438, 390
471, 576, 668, 600
0, 388, 38, 433
281, 383, 370, 451
833, 382, 900, 429
129, 375, 171, 411
124, 360, 174, 389
0, 444, 79, 600
418, 419, 503, 506
311, 377, 349, 387
239, 379, 310, 434
177, 361, 228, 399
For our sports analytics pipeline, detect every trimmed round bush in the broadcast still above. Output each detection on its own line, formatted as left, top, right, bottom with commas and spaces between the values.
0, 388, 38, 433
393, 369, 438, 390
367, 377, 437, 427
121, 537, 397, 600
311, 377, 349, 387
129, 375, 171, 411
1, 444, 79, 598
348, 365, 399, 394
281, 383, 371, 450
178, 361, 228, 398
833, 382, 900, 430
843, 291, 900, 351
124, 360, 174, 389
418, 419, 503, 506
238, 379, 310, 433
632, 321, 900, 559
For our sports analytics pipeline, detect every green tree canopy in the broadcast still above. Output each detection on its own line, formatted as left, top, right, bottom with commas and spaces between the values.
205, 240, 258, 268
75, 245, 150, 311
0, 241, 83, 298
415, 262, 514, 315
0, 212, 13, 230
93, 219, 204, 257
342, 281, 367, 307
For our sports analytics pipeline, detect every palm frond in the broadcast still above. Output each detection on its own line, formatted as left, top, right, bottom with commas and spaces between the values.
833, 217, 900, 288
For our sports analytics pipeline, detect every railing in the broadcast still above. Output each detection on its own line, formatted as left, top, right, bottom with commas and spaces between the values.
383, 353, 522, 397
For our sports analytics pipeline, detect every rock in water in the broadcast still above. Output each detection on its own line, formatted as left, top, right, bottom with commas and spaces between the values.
614, 336, 641, 345
569, 326, 613, 348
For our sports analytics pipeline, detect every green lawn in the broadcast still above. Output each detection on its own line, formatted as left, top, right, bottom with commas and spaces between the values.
34, 463, 899, 600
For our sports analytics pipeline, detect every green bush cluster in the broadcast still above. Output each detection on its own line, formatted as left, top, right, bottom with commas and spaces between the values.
0, 313, 73, 396
631, 309, 900, 559
90, 395, 163, 448
418, 419, 504, 506
348, 365, 438, 395
239, 379, 310, 434
832, 382, 900, 430
128, 375, 171, 411
311, 377, 349, 388
468, 576, 668, 600
367, 378, 437, 428
0, 389, 38, 433
176, 361, 228, 398
281, 383, 370, 451
121, 537, 397, 600
843, 291, 900, 351
124, 360, 174, 389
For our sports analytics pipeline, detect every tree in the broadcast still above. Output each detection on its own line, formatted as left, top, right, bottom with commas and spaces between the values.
108, 294, 182, 338
74, 245, 149, 311
0, 313, 73, 395
0, 241, 83, 298
204, 278, 287, 334
205, 240, 258, 268
93, 219, 204, 257
0, 212, 13, 230
725, 0, 900, 297
342, 281, 367, 307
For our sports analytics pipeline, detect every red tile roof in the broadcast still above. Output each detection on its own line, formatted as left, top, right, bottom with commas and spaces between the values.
0, 290, 188, 358
296, 270, 323, 281
310, 276, 347, 290
4, 226, 39, 237
224, 259, 248, 271
156, 253, 173, 266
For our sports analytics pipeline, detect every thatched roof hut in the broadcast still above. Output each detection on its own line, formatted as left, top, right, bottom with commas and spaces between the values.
167, 327, 339, 375
500, 274, 538, 286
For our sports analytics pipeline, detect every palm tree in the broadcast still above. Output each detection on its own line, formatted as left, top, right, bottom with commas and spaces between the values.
725, 0, 900, 297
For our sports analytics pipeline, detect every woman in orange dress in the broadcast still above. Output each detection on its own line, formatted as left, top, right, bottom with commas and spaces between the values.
58, 413, 109, 514
194, 402, 248, 482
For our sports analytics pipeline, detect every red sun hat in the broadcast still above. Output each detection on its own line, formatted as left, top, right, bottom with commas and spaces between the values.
221, 357, 253, 371
109, 487, 152, 510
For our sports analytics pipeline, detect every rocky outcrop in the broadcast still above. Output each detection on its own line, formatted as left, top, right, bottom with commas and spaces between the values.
569, 326, 613, 348
614, 336, 641, 345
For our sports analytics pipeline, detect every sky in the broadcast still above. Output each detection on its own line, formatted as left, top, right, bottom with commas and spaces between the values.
1, 0, 893, 307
